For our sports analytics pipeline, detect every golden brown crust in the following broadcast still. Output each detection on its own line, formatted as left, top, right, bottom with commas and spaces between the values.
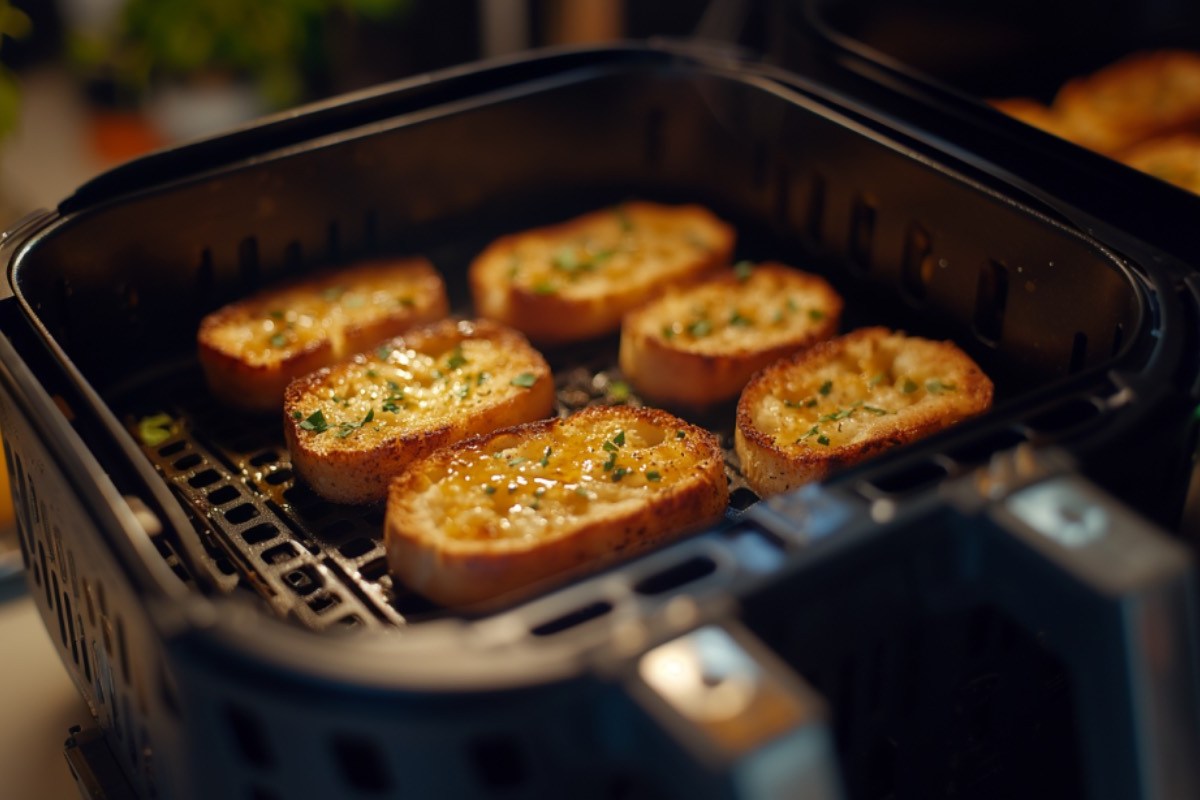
469, 201, 735, 345
385, 405, 727, 607
735, 327, 993, 497
284, 319, 554, 504
198, 258, 448, 412
1054, 50, 1200, 154
619, 263, 843, 407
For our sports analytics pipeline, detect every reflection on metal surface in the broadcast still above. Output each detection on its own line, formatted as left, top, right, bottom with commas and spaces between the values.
1007, 478, 1108, 548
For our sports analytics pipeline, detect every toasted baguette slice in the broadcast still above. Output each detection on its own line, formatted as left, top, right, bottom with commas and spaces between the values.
284, 319, 554, 504
386, 405, 727, 607
619, 262, 842, 407
1121, 134, 1200, 193
469, 201, 735, 345
1054, 50, 1200, 154
199, 258, 448, 411
735, 327, 993, 497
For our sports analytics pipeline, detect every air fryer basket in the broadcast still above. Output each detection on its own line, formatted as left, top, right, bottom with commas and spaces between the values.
1, 43, 1198, 799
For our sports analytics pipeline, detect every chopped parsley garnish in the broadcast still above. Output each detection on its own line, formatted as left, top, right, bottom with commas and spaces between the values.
602, 440, 619, 453
508, 456, 528, 467
321, 285, 345, 302
808, 309, 826, 322
786, 298, 799, 313
729, 310, 752, 327
386, 379, 401, 392
268, 309, 284, 320
771, 310, 784, 324
510, 372, 537, 388
611, 466, 630, 482
455, 384, 470, 399
477, 371, 491, 386
602, 450, 617, 471
661, 324, 676, 340
575, 485, 591, 498
734, 261, 754, 282
869, 373, 886, 387
646, 470, 662, 482
269, 333, 288, 348
902, 378, 919, 394
795, 425, 820, 443
817, 435, 831, 446
334, 409, 374, 439
676, 430, 686, 439
607, 380, 632, 404
539, 446, 552, 467
863, 405, 890, 415
687, 319, 713, 337
299, 410, 330, 433
446, 346, 468, 370
613, 430, 626, 447
818, 380, 833, 396
532, 281, 557, 295
382, 399, 403, 413
343, 295, 366, 309
136, 413, 175, 447
366, 369, 378, 379
398, 296, 416, 308
926, 379, 957, 394
483, 485, 496, 495
377, 345, 393, 360
818, 408, 854, 423
290, 410, 302, 420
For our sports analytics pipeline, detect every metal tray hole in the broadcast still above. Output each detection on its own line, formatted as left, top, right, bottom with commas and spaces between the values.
848, 192, 877, 273
225, 704, 274, 768
945, 427, 1026, 464
172, 453, 202, 471
338, 537, 375, 559
215, 556, 236, 575
262, 543, 299, 566
866, 460, 949, 495
336, 614, 363, 629
307, 593, 341, 615
729, 486, 759, 511
901, 222, 933, 301
973, 260, 1008, 346
531, 600, 613, 637
1025, 398, 1101, 435
321, 518, 356, 539
283, 483, 320, 508
634, 555, 717, 596
359, 557, 387, 581
331, 734, 391, 792
242, 523, 278, 545
224, 503, 258, 525
157, 441, 186, 458
264, 469, 292, 486
249, 450, 279, 467
206, 484, 240, 506
1068, 332, 1088, 374
188, 469, 221, 489
284, 565, 322, 596
468, 737, 528, 789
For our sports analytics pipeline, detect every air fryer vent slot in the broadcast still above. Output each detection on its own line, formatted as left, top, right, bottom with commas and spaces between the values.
633, 555, 717, 596
531, 600, 613, 637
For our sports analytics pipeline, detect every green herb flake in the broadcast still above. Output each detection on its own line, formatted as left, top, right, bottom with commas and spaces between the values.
552, 247, 579, 273
607, 380, 632, 403
299, 409, 330, 433
269, 333, 288, 348
808, 309, 826, 322
615, 206, 633, 233
795, 425, 820, 443
343, 294, 366, 309
268, 309, 284, 320
602, 451, 617, 471
611, 466, 630, 482
676, 430, 686, 439
382, 400, 402, 413
819, 380, 833, 396
532, 280, 557, 295
455, 384, 470, 400
508, 456, 528, 467
661, 324, 676, 340
510, 372, 537, 388
365, 369, 378, 379
902, 378, 919, 394
321, 285, 345, 303
771, 310, 785, 324
817, 434, 831, 446
805, 398, 819, 408
646, 470, 662, 482
483, 485, 496, 495
863, 405, 890, 415
687, 319, 713, 338
613, 430, 626, 447
334, 409, 374, 439
290, 410, 302, 420
539, 446, 552, 467
377, 345, 393, 360
575, 485, 591, 498
734, 260, 755, 283
787, 298, 799, 313
446, 346, 468, 370
729, 310, 752, 327
869, 373, 886, 387
477, 371, 491, 386
926, 379, 957, 394
136, 413, 175, 447
398, 296, 416, 308
602, 441, 619, 453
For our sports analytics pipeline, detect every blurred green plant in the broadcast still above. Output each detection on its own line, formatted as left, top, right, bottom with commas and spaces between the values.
71, 0, 410, 110
0, 1, 30, 140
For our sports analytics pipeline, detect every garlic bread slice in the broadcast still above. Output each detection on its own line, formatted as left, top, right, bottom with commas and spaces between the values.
386, 405, 727, 607
470, 201, 735, 345
285, 319, 554, 504
199, 257, 448, 411
735, 327, 993, 497
620, 262, 842, 407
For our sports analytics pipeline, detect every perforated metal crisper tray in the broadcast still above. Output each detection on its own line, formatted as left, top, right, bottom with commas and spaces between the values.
1, 42, 1198, 800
